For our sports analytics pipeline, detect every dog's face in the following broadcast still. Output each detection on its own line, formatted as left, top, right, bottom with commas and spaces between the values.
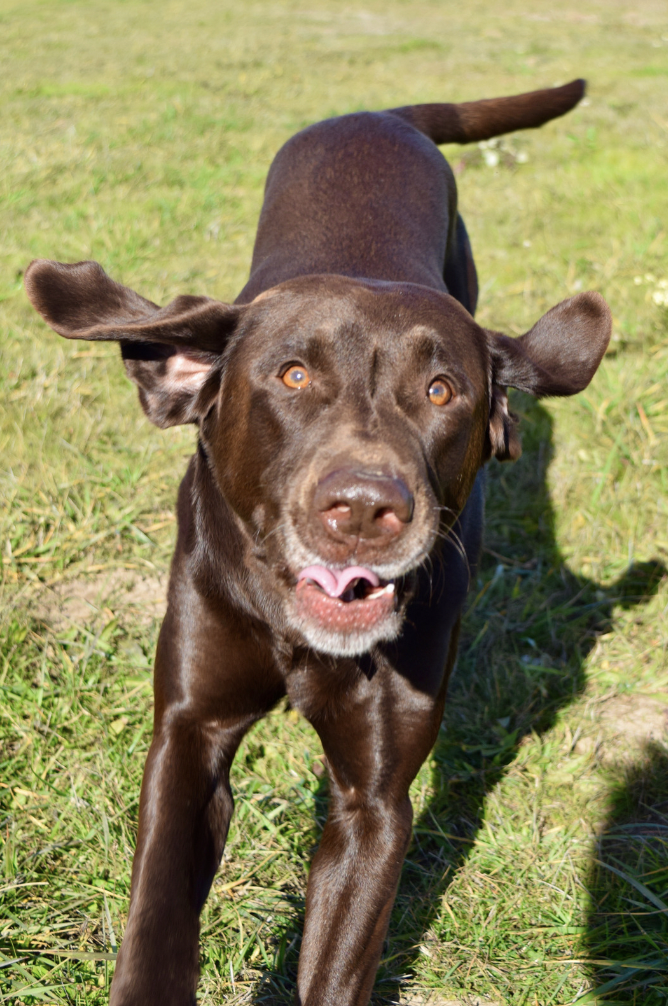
25, 261, 611, 656
204, 277, 489, 655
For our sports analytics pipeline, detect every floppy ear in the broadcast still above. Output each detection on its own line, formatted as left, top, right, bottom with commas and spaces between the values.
24, 259, 243, 427
487, 291, 611, 396
485, 291, 612, 461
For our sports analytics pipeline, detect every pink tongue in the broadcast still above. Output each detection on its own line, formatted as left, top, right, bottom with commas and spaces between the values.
298, 565, 380, 598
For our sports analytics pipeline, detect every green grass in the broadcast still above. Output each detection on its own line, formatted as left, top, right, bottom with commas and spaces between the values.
1, 0, 667, 1003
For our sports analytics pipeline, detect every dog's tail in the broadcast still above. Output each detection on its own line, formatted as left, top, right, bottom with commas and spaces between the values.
387, 79, 585, 145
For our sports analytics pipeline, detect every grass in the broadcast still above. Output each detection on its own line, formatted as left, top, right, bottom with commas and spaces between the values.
1, 0, 667, 1003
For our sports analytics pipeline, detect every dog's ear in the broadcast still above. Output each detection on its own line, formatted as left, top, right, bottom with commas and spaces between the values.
485, 291, 611, 461
25, 259, 243, 427
487, 291, 611, 397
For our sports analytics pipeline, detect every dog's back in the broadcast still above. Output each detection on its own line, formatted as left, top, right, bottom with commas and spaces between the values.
238, 80, 585, 302
239, 112, 454, 297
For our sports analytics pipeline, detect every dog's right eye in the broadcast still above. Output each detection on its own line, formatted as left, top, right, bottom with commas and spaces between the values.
427, 377, 453, 406
281, 364, 311, 389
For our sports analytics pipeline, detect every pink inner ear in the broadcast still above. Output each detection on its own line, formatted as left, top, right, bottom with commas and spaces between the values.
166, 353, 214, 392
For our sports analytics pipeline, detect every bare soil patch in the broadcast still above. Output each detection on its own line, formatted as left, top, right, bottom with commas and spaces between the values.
399, 996, 501, 1006
34, 568, 168, 631
573, 691, 668, 761
597, 693, 668, 746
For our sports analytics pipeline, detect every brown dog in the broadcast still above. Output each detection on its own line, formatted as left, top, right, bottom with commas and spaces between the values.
25, 80, 611, 1006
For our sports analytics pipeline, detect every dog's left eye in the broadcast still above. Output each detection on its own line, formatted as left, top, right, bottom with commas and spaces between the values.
282, 364, 311, 389
428, 377, 453, 406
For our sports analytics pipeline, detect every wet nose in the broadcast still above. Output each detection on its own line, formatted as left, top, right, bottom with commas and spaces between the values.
313, 468, 414, 541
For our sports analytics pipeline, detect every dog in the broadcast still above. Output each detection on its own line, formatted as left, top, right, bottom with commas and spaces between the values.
25, 79, 611, 1006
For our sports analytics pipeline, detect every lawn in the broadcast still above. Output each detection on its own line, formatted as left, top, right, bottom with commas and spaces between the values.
0, 0, 667, 1003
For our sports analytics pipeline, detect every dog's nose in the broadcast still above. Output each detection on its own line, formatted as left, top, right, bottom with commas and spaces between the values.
313, 469, 414, 541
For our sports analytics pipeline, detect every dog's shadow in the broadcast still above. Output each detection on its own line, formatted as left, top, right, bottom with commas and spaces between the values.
376, 394, 665, 1002
254, 395, 665, 1004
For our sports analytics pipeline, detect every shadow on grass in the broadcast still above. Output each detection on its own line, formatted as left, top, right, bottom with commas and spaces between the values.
376, 395, 665, 1002
252, 396, 665, 1005
583, 742, 668, 1005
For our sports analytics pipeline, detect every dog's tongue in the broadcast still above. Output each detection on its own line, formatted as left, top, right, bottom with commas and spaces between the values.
298, 565, 380, 598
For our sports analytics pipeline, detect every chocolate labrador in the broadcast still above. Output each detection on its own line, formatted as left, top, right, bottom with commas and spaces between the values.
25, 79, 611, 1006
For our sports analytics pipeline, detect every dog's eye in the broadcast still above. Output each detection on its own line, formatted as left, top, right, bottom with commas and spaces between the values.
428, 377, 453, 406
282, 364, 311, 389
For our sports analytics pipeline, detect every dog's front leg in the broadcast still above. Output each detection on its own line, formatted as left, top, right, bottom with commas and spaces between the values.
109, 588, 284, 1006
298, 782, 413, 1006
109, 713, 245, 1006
294, 664, 449, 1006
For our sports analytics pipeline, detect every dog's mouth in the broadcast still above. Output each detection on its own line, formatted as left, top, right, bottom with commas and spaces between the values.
295, 564, 396, 631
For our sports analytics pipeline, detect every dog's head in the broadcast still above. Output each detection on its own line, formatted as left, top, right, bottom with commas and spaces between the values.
25, 261, 611, 656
